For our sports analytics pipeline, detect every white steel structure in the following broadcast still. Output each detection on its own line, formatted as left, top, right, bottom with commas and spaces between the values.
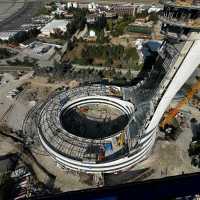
23, 0, 200, 173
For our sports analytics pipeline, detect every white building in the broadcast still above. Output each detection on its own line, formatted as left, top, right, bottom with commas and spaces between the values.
40, 20, 69, 37
148, 5, 162, 13
89, 30, 96, 37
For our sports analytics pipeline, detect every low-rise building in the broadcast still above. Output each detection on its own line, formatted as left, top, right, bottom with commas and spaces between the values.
105, 12, 117, 19
127, 21, 153, 35
39, 19, 69, 37
63, 12, 74, 19
86, 14, 98, 24
111, 4, 137, 16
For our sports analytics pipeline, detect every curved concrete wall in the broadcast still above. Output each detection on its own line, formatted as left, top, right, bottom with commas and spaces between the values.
38, 94, 157, 173
60, 96, 134, 116
38, 127, 157, 173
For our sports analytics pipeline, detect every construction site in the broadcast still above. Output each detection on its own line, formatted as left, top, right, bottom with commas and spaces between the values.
1, 0, 200, 197
1, 70, 200, 190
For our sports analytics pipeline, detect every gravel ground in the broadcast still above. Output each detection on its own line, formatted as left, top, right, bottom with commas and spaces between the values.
0, 134, 22, 156
1, 69, 200, 190
33, 150, 91, 191
132, 105, 200, 180
6, 100, 32, 131
0, 72, 33, 125
0, 73, 92, 192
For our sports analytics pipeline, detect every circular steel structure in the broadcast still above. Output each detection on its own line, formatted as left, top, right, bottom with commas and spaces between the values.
23, 1, 200, 174
23, 85, 156, 173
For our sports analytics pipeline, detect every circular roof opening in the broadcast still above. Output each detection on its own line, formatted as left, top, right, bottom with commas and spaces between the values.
60, 102, 129, 139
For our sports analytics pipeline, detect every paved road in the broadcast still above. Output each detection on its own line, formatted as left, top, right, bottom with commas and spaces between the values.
0, 0, 25, 22
0, 66, 32, 72
0, 0, 43, 32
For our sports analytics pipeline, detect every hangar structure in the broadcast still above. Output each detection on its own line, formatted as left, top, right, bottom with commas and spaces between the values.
23, 0, 200, 173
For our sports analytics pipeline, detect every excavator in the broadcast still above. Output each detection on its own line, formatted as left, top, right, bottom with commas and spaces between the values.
160, 78, 200, 130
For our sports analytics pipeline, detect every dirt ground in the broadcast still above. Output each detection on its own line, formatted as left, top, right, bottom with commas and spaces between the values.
104, 95, 200, 186
32, 150, 91, 191
0, 129, 90, 192
0, 134, 22, 156
0, 72, 91, 192
133, 105, 200, 180
1, 70, 200, 191
110, 33, 150, 47
63, 42, 86, 62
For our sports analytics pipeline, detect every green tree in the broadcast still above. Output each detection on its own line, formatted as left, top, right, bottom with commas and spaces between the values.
149, 12, 159, 24
126, 68, 132, 80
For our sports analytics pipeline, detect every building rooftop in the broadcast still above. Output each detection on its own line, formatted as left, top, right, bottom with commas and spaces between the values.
40, 19, 69, 33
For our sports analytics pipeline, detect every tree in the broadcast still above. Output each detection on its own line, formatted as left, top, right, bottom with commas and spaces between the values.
65, 7, 88, 39
8, 28, 40, 44
149, 12, 159, 24
94, 15, 107, 30
136, 10, 148, 18
9, 31, 28, 43
50, 28, 64, 38
96, 30, 109, 44
28, 28, 40, 38
126, 68, 132, 80
106, 19, 113, 31
123, 15, 135, 23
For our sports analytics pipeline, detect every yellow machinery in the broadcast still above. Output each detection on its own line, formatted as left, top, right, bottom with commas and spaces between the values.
160, 79, 200, 129
117, 131, 126, 146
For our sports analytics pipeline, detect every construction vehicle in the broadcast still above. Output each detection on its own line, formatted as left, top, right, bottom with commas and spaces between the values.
160, 79, 200, 130
117, 131, 126, 146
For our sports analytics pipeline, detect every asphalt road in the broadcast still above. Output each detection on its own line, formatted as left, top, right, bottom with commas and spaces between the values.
0, 0, 43, 32
0, 66, 32, 72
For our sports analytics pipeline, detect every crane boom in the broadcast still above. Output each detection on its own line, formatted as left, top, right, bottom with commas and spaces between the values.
160, 79, 200, 129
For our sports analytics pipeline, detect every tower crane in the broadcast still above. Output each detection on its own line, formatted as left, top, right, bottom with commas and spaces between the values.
160, 78, 200, 129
